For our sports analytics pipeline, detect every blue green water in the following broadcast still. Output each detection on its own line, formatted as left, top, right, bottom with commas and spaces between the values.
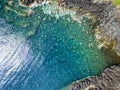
0, 1, 120, 90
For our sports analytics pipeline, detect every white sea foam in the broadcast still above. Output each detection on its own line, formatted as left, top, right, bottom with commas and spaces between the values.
41, 1, 94, 24
42, 1, 78, 19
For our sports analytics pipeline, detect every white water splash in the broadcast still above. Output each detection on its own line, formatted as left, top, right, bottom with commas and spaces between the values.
41, 1, 95, 24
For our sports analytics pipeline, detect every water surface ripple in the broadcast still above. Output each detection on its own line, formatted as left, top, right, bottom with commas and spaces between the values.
0, 2, 119, 90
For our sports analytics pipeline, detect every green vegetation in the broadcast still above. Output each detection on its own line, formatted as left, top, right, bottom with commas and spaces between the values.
113, 0, 120, 6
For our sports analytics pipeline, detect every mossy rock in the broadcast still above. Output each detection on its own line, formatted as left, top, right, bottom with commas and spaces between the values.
113, 0, 120, 6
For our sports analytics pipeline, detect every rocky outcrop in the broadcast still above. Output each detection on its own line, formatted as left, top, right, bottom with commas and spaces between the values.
59, 0, 120, 90
13, 0, 120, 89
71, 64, 120, 90
19, 0, 49, 6
60, 0, 120, 55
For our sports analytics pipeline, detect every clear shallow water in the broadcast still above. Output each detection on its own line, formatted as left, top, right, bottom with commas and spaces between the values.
0, 1, 120, 90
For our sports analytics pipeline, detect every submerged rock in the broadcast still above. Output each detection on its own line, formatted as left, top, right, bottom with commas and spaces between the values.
0, 0, 120, 90
59, 0, 120, 90
2, 1, 119, 89
60, 0, 120, 55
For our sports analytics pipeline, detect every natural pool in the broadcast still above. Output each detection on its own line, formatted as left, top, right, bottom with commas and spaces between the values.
0, 0, 120, 90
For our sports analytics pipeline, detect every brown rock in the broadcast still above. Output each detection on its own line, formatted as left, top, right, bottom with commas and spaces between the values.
71, 64, 120, 90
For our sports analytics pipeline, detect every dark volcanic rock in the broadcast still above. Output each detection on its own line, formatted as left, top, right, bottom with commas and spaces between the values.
71, 64, 120, 90
20, 0, 35, 5
20, 0, 48, 6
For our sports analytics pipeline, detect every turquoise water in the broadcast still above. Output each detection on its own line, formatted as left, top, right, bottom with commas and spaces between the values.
0, 1, 119, 90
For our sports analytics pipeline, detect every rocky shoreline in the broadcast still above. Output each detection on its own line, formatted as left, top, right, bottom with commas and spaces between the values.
5, 0, 120, 90
59, 0, 120, 55
71, 64, 120, 90
59, 0, 120, 90
19, 0, 120, 54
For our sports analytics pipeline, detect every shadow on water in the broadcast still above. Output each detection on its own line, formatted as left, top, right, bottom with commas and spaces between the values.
101, 46, 120, 66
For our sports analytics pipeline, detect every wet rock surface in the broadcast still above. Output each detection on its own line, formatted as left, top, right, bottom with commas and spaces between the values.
20, 0, 49, 6
60, 0, 120, 90
20, 0, 34, 5
60, 0, 120, 55
71, 64, 120, 90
